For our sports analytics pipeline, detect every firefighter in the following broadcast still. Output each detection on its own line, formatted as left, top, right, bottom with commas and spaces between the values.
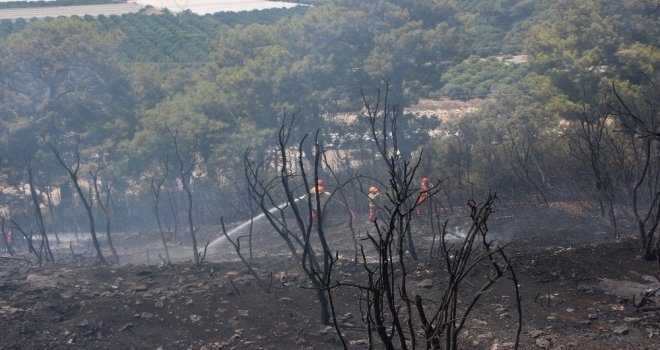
307, 179, 330, 224
416, 177, 430, 216
368, 186, 380, 222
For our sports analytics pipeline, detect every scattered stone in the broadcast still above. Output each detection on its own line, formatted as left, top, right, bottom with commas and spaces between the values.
130, 284, 148, 292
587, 313, 598, 320
623, 317, 640, 323
319, 326, 333, 335
566, 308, 575, 313
154, 301, 164, 308
641, 276, 659, 285
489, 339, 501, 350
529, 330, 544, 338
613, 327, 629, 335
120, 323, 135, 331
417, 279, 434, 289
190, 315, 202, 322
535, 338, 551, 348
77, 319, 89, 327
140, 312, 154, 320
237, 310, 249, 317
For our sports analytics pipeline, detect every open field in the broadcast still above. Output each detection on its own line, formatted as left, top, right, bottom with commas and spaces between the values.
0, 0, 300, 19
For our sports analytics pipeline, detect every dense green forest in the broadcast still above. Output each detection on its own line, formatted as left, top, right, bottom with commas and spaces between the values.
0, 0, 658, 258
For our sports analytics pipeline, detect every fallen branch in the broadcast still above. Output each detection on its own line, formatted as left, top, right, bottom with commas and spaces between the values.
0, 256, 30, 262
229, 279, 241, 296
640, 306, 660, 312
220, 217, 267, 292
633, 286, 660, 309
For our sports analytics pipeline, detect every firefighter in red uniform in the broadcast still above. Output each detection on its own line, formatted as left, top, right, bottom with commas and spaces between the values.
368, 186, 380, 222
307, 179, 330, 224
416, 178, 430, 216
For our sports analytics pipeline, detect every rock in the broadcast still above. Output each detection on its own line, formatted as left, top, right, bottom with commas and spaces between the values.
120, 323, 135, 331
529, 330, 544, 338
477, 332, 494, 339
319, 326, 333, 335
190, 315, 202, 322
587, 313, 598, 320
26, 274, 58, 288
130, 284, 148, 292
140, 312, 154, 320
278, 297, 293, 302
237, 310, 249, 317
613, 327, 629, 335
77, 319, 89, 327
489, 340, 500, 350
623, 317, 640, 323
154, 301, 164, 308
418, 279, 434, 288
349, 339, 368, 345
535, 338, 551, 348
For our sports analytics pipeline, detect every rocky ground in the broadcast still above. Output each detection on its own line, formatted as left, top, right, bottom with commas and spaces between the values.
1, 201, 659, 349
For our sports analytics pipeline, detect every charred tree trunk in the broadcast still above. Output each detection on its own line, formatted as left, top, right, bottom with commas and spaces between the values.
362, 81, 418, 260
44, 135, 106, 265
244, 113, 335, 325
165, 127, 200, 266
26, 161, 53, 262
92, 165, 119, 263
150, 160, 171, 264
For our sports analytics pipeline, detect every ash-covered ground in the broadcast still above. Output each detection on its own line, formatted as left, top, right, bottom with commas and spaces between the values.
1, 201, 659, 349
